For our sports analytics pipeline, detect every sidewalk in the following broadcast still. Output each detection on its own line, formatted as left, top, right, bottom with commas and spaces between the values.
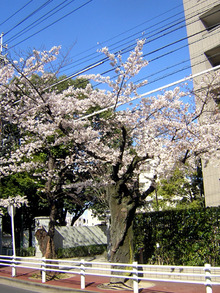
0, 265, 219, 293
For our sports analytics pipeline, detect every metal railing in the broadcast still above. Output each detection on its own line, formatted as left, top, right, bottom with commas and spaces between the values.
0, 255, 220, 293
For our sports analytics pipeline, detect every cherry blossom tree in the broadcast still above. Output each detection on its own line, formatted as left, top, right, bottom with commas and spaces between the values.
0, 40, 219, 275
0, 46, 99, 258
0, 195, 28, 215
80, 43, 220, 272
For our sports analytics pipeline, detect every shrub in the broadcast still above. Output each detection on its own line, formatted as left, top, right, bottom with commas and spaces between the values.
56, 244, 107, 259
134, 207, 220, 266
19, 246, 36, 257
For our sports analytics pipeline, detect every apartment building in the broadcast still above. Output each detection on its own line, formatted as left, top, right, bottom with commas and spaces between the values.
183, 0, 220, 206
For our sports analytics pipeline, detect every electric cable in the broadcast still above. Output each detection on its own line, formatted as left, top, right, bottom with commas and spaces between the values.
58, 5, 220, 82
60, 0, 219, 69
0, 0, 34, 27
4, 0, 214, 55
3, 0, 181, 48
7, 0, 94, 49
3, 0, 218, 58
1, 1, 218, 122
4, 0, 54, 36
62, 14, 187, 72
74, 64, 220, 122
52, 24, 220, 92
2, 0, 219, 125
60, 0, 219, 73
2, 0, 219, 101
93, 50, 219, 93
3, 0, 218, 80
6, 0, 77, 44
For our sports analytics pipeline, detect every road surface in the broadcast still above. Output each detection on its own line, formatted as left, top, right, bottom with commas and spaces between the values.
0, 283, 39, 293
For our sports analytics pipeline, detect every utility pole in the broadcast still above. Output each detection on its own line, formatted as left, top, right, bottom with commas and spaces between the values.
0, 32, 6, 144
0, 33, 7, 67
0, 33, 7, 256
0, 32, 7, 137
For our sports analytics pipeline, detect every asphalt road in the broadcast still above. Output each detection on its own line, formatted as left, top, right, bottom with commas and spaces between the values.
0, 283, 39, 293
0, 279, 77, 293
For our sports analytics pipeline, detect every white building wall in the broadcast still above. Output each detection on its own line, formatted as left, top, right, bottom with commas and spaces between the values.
73, 209, 103, 227
183, 0, 220, 207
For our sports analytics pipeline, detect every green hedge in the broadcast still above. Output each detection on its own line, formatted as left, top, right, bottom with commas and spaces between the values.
56, 244, 107, 259
134, 207, 220, 266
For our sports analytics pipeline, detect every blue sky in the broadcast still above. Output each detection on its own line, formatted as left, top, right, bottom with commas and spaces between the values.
0, 0, 191, 96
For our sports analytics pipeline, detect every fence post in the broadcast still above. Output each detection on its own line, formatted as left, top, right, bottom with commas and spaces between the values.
80, 259, 85, 289
41, 257, 46, 283
11, 255, 16, 277
205, 264, 212, 293
133, 261, 139, 293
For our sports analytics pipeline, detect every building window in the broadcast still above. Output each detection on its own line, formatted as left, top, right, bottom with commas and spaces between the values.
205, 45, 220, 67
200, 4, 220, 31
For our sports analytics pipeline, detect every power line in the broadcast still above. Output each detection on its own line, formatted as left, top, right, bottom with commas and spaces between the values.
43, 60, 105, 91
139, 65, 220, 99
6, 0, 77, 44
1, 2, 217, 86
0, 0, 34, 27
45, 15, 220, 92
92, 48, 218, 94
4, 0, 54, 36
2, 0, 219, 101
2, 0, 218, 125
38, 23, 219, 98
61, 0, 216, 68
62, 14, 186, 73
75, 64, 220, 122
4, 0, 218, 57
60, 5, 185, 68
3, 0, 209, 56
54, 24, 189, 85
3, 0, 181, 50
7, 0, 94, 49
58, 15, 217, 91
3, 0, 217, 81
59, 0, 219, 74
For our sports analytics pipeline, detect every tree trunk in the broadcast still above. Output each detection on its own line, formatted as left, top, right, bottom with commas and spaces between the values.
45, 200, 57, 259
107, 184, 137, 285
44, 155, 57, 259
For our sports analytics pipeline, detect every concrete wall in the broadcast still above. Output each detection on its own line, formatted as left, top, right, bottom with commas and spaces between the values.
34, 217, 107, 257
54, 225, 107, 250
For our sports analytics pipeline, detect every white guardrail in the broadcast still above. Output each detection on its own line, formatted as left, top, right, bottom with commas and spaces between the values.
0, 255, 220, 293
